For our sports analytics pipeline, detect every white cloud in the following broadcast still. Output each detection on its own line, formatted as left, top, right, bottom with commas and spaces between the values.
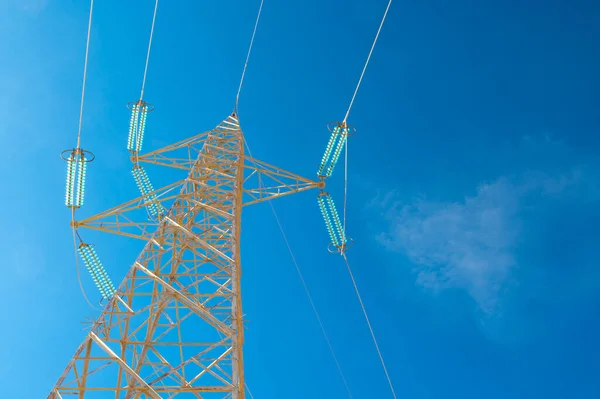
376, 169, 587, 313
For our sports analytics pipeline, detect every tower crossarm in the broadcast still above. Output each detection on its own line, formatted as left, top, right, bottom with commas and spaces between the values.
75, 147, 322, 241
137, 144, 323, 206
135, 131, 212, 171
72, 179, 185, 240
242, 156, 324, 205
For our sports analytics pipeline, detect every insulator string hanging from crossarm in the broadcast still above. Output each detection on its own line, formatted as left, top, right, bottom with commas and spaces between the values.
77, 243, 117, 300
71, 209, 99, 309
132, 165, 166, 218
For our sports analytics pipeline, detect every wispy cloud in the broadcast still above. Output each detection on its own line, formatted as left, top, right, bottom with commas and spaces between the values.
373, 138, 597, 314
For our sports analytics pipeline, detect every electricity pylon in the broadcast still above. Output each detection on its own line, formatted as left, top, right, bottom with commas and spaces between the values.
48, 113, 323, 399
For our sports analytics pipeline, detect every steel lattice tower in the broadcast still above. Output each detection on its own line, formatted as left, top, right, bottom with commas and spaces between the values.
49, 113, 323, 398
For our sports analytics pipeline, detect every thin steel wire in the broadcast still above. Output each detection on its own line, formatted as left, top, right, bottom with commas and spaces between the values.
246, 383, 255, 399
339, 6, 396, 394
343, 0, 393, 123
269, 201, 354, 398
139, 0, 159, 101
235, 0, 265, 111
132, 0, 159, 167
342, 252, 397, 399
76, 0, 95, 149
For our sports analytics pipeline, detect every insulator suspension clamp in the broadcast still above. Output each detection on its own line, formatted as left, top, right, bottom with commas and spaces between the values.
60, 148, 96, 162
126, 100, 155, 112
327, 121, 357, 136
327, 237, 355, 254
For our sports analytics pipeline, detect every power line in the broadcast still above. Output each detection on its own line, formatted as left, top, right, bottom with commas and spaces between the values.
235, 0, 265, 111
343, 0, 393, 123
246, 383, 255, 399
342, 252, 397, 399
269, 201, 354, 399
340, 0, 393, 248
75, 0, 95, 149
139, 0, 159, 101
339, 7, 397, 395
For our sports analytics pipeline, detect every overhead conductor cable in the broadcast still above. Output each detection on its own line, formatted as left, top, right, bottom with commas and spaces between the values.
342, 0, 397, 397
235, 0, 264, 111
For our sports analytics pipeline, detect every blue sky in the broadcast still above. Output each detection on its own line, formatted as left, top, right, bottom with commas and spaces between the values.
1, 0, 599, 397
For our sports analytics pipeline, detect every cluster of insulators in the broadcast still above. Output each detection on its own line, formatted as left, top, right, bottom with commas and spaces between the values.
77, 243, 116, 300
317, 124, 348, 179
126, 101, 164, 218
127, 101, 149, 153
315, 123, 351, 251
317, 192, 347, 248
132, 165, 165, 218
64, 149, 90, 208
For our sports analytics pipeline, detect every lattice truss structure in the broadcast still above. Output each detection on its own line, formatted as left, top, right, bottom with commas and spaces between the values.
49, 113, 323, 399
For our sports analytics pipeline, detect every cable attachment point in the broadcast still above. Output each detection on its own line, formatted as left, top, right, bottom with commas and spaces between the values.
327, 121, 357, 136
327, 237, 355, 255
61, 148, 95, 209
317, 122, 356, 180
126, 100, 155, 112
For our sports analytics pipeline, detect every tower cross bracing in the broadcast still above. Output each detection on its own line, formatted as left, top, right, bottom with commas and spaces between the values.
49, 114, 323, 399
